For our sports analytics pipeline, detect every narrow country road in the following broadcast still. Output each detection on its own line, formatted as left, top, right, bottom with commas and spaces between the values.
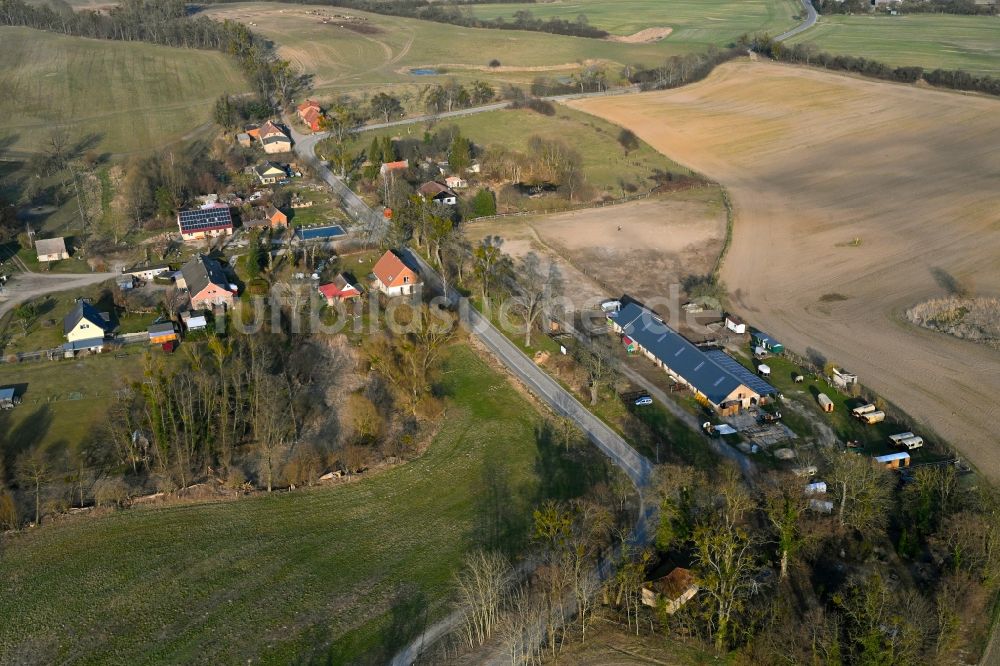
776, 0, 818, 41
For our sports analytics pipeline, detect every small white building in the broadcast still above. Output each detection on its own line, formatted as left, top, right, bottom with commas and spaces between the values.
725, 314, 746, 335
35, 237, 70, 262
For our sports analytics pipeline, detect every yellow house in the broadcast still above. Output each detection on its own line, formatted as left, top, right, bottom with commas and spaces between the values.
62, 300, 111, 354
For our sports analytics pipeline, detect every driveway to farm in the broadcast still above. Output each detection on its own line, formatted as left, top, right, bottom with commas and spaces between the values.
0, 271, 116, 319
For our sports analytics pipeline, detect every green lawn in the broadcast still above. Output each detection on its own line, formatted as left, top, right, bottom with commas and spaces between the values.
466, 0, 801, 40
0, 353, 149, 460
0, 26, 249, 154
789, 14, 1000, 76
0, 344, 607, 664
337, 105, 688, 198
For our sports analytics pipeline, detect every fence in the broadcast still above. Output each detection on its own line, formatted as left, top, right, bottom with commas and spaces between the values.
0, 334, 149, 364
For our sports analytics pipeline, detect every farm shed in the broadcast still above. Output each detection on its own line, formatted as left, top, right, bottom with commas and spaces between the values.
725, 314, 746, 334
35, 237, 70, 262
817, 393, 834, 413
148, 322, 179, 345
642, 567, 698, 613
852, 404, 876, 417
181, 311, 208, 331
874, 451, 910, 469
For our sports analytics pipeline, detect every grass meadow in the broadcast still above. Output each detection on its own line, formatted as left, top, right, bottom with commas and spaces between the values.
466, 0, 802, 39
0, 344, 609, 664
789, 14, 1000, 76
201, 1, 799, 99
0, 26, 248, 155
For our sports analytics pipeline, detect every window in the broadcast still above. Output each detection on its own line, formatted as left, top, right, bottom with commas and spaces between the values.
403, 276, 410, 283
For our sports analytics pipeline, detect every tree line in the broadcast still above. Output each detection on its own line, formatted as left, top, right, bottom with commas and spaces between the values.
0, 0, 307, 106
200, 0, 611, 39
813, 0, 996, 15
746, 34, 1000, 97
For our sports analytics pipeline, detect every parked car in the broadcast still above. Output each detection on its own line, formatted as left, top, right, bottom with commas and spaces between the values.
277, 178, 291, 185
249, 191, 263, 202
634, 396, 653, 406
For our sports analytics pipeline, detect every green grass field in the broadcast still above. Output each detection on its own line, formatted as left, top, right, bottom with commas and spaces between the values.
466, 0, 801, 40
0, 344, 607, 663
789, 14, 1000, 76
336, 105, 690, 197
0, 26, 248, 155
0, 353, 148, 461
201, 1, 799, 99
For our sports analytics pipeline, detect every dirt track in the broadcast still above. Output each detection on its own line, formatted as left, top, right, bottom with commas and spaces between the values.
570, 60, 1000, 479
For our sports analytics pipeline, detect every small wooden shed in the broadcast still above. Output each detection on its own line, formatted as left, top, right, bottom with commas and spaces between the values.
817, 393, 834, 413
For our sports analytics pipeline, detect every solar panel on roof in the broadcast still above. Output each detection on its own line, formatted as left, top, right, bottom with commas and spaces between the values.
179, 208, 232, 232
704, 350, 778, 396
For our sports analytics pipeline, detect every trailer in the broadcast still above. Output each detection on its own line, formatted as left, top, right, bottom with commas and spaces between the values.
899, 436, 924, 450
804, 481, 827, 495
852, 404, 877, 417
874, 451, 910, 469
859, 411, 886, 425
889, 432, 915, 446
817, 393, 834, 413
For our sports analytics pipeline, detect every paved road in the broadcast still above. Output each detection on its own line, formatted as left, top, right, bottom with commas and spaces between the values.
0, 271, 117, 320
404, 248, 653, 487
775, 0, 818, 41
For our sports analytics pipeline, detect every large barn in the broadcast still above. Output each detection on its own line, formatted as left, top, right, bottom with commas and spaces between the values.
609, 302, 777, 415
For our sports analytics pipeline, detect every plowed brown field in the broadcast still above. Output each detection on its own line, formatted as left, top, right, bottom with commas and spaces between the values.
570, 60, 1000, 479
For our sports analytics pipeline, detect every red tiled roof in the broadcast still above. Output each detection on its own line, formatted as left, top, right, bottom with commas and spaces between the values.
372, 250, 419, 289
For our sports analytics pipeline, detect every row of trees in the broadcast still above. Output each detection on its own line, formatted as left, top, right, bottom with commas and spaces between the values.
814, 0, 996, 15
0, 308, 456, 528
746, 34, 1000, 97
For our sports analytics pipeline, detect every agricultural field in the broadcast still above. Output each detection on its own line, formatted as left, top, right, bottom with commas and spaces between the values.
571, 59, 1000, 480
466, 187, 727, 309
199, 1, 798, 99
466, 0, 801, 42
0, 344, 607, 664
0, 27, 248, 155
789, 14, 1000, 76
339, 105, 690, 199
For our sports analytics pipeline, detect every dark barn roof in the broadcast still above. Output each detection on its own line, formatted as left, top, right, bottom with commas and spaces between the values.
611, 302, 756, 406
704, 350, 778, 397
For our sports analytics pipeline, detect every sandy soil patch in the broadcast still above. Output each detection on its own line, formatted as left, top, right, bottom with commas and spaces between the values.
466, 192, 726, 311
608, 27, 673, 43
571, 60, 1000, 479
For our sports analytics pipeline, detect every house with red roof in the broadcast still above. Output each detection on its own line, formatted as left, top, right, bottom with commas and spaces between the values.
371, 250, 421, 297
379, 160, 409, 177
318, 274, 361, 305
297, 99, 323, 132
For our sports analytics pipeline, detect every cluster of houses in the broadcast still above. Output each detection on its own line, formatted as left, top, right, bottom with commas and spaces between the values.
379, 159, 469, 208
315, 249, 421, 305
60, 254, 233, 357
237, 120, 292, 154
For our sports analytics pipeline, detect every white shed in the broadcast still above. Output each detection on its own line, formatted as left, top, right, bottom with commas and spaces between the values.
757, 364, 771, 377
